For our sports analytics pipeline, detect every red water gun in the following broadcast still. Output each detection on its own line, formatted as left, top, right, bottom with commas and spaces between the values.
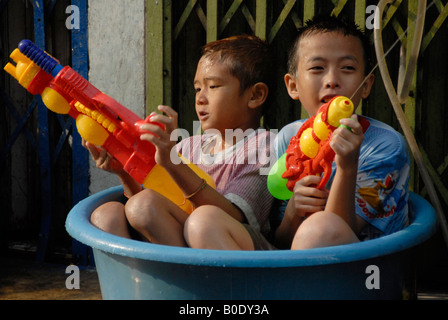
4, 40, 215, 213
268, 96, 367, 200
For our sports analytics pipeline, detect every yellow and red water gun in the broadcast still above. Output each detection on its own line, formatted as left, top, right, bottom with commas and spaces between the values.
4, 39, 214, 213
268, 96, 362, 200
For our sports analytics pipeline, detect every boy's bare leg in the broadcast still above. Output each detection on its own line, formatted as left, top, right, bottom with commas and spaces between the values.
125, 189, 189, 247
184, 205, 254, 250
90, 202, 132, 239
291, 211, 359, 249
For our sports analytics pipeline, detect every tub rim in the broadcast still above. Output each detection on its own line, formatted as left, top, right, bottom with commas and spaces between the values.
66, 186, 437, 268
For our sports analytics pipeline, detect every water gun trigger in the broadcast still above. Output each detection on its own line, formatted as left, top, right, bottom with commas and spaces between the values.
316, 159, 333, 190
135, 114, 165, 137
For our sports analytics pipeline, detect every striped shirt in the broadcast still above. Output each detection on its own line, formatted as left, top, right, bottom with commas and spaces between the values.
177, 129, 275, 236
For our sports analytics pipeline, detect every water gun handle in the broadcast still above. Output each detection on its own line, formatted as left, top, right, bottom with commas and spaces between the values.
4, 40, 215, 213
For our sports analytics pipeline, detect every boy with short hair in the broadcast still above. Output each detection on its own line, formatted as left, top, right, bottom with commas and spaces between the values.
274, 15, 410, 249
88, 35, 276, 250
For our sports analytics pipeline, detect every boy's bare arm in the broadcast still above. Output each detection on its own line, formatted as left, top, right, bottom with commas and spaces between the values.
275, 175, 327, 248
326, 115, 366, 233
82, 140, 143, 197
164, 160, 246, 222
116, 170, 144, 198
139, 105, 246, 223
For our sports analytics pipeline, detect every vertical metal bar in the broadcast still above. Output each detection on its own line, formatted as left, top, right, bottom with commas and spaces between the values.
146, 0, 172, 111
354, 0, 366, 30
206, 0, 218, 42
146, 0, 165, 113
71, 0, 91, 265
34, 0, 52, 262
256, 0, 267, 40
163, 0, 173, 109
303, 0, 315, 22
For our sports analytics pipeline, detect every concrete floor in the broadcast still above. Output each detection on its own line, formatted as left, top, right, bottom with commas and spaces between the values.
0, 256, 102, 300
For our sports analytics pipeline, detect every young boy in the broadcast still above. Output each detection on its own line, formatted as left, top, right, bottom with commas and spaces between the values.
274, 15, 410, 249
88, 35, 276, 250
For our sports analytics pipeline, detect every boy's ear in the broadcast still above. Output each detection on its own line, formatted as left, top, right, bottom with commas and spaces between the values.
248, 82, 269, 109
361, 73, 375, 99
284, 73, 301, 100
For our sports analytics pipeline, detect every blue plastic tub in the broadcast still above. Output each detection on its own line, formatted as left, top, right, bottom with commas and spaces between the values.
66, 186, 437, 300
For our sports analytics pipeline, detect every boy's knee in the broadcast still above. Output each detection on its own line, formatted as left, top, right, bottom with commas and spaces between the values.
292, 211, 358, 249
185, 206, 219, 232
125, 189, 160, 229
90, 201, 125, 231
184, 206, 223, 245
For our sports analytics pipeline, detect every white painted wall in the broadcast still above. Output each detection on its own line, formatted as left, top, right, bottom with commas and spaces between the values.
87, 0, 146, 194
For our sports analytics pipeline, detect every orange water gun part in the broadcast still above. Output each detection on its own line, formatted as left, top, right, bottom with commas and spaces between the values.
4, 40, 215, 213
282, 96, 355, 191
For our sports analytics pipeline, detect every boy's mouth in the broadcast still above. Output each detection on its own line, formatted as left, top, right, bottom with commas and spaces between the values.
320, 94, 339, 104
198, 111, 209, 120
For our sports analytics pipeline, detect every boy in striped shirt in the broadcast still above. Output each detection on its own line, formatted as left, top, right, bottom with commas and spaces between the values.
87, 35, 276, 250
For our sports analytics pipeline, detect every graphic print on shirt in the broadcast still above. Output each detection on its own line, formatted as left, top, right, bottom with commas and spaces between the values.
356, 163, 409, 229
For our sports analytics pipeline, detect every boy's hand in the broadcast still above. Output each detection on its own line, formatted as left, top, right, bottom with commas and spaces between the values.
289, 175, 329, 219
82, 139, 124, 174
330, 114, 364, 172
139, 105, 179, 167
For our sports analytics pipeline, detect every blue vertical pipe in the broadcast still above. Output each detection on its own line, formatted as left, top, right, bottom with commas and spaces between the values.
34, 0, 52, 262
71, 0, 92, 266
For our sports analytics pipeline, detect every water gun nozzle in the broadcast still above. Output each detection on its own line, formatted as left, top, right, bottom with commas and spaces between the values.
4, 49, 41, 89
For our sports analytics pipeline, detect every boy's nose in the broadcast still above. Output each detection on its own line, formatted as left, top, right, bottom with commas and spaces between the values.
324, 70, 340, 89
196, 91, 207, 105
325, 81, 340, 89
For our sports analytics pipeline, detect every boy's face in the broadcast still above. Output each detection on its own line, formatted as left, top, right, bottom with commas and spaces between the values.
285, 31, 374, 117
194, 57, 255, 133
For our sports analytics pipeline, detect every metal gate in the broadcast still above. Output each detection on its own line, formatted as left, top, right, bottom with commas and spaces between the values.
0, 0, 90, 263
146, 0, 448, 218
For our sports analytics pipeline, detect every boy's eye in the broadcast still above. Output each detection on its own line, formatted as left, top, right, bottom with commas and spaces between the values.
309, 66, 324, 71
343, 66, 356, 71
194, 87, 201, 93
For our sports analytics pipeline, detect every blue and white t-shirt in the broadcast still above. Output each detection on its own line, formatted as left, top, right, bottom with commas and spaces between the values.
274, 116, 410, 239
